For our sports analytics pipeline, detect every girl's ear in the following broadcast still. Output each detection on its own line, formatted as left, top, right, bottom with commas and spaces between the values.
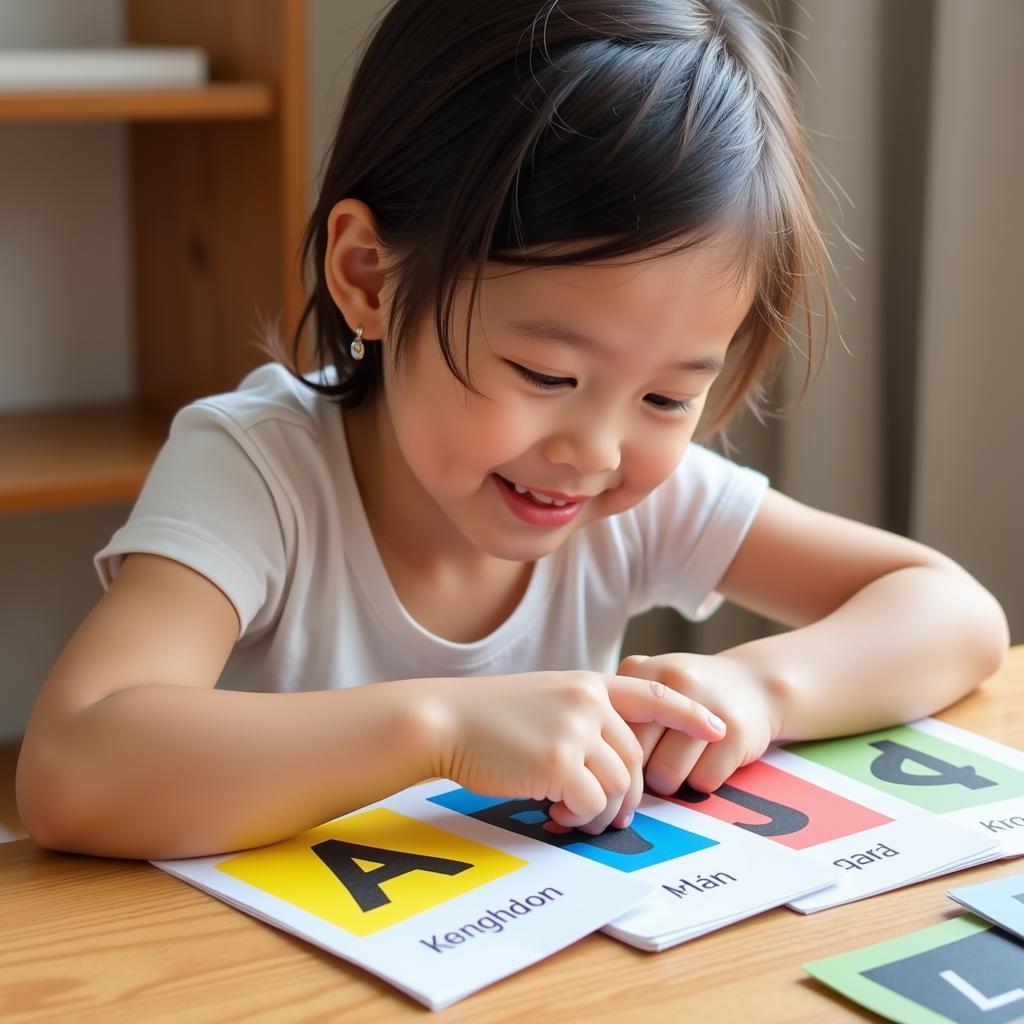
323, 197, 392, 340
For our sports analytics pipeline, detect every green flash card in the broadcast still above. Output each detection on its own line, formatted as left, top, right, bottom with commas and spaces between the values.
805, 916, 1024, 1023
789, 725, 1024, 815
787, 718, 1024, 857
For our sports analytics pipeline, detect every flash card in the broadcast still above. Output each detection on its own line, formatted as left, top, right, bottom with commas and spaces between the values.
152, 783, 651, 1010
660, 747, 998, 912
424, 784, 834, 950
949, 872, 1024, 942
787, 718, 1024, 856
805, 916, 1024, 1024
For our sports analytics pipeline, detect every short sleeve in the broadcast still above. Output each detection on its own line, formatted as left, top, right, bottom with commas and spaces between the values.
629, 444, 769, 621
94, 404, 288, 639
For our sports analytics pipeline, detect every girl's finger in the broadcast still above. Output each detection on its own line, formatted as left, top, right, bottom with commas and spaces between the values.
687, 733, 749, 794
557, 739, 631, 831
617, 653, 651, 675
607, 674, 726, 741
549, 762, 608, 826
645, 732, 707, 795
595, 717, 645, 832
632, 722, 665, 763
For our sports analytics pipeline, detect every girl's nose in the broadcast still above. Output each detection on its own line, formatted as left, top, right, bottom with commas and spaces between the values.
543, 420, 622, 475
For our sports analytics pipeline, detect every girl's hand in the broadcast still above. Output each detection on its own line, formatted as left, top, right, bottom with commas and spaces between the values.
617, 652, 784, 817
427, 670, 726, 836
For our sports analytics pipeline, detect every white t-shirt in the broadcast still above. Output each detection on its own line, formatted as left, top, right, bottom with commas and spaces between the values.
95, 363, 769, 692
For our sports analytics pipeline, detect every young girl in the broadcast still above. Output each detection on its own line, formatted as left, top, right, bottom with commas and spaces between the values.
18, 0, 1008, 860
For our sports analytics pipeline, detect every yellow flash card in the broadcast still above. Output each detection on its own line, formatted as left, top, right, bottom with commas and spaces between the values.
217, 808, 527, 936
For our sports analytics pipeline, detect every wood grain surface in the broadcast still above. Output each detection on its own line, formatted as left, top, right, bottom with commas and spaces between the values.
2, 647, 1022, 1023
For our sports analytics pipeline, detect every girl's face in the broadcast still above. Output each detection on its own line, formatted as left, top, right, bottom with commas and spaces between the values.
377, 240, 755, 564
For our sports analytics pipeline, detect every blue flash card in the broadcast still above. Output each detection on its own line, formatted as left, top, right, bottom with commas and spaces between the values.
427, 787, 717, 872
948, 873, 1024, 941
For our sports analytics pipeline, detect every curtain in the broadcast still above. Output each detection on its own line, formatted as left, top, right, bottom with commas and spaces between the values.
624, 0, 1023, 659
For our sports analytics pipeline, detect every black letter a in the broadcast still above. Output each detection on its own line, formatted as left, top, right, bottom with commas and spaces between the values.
311, 839, 473, 912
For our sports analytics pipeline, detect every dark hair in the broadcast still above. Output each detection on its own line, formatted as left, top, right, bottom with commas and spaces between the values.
280, 0, 832, 440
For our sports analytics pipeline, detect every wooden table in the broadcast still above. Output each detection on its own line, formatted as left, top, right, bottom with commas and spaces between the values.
3, 648, 1023, 1023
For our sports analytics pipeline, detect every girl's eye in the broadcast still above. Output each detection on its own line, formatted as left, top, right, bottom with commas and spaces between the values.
509, 362, 575, 389
508, 361, 695, 412
645, 394, 698, 414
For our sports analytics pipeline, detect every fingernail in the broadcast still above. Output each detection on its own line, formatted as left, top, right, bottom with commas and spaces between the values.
622, 811, 634, 829
706, 712, 726, 734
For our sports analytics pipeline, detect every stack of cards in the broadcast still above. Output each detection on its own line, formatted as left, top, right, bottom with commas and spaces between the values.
597, 794, 834, 949
150, 717, 1024, 1008
424, 784, 835, 951
154, 779, 836, 1006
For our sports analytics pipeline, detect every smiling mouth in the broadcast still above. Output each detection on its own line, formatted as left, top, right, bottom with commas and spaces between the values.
495, 475, 590, 506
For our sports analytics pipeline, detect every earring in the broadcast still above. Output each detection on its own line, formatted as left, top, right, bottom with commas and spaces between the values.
350, 325, 366, 361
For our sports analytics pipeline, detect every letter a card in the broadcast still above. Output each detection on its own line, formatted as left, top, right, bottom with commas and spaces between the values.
151, 783, 651, 1010
788, 718, 1024, 857
421, 783, 834, 951
805, 915, 1024, 1023
668, 747, 999, 913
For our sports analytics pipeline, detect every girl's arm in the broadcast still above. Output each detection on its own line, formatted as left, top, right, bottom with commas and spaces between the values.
621, 488, 1010, 799
16, 553, 439, 860
18, 554, 719, 859
716, 488, 1010, 736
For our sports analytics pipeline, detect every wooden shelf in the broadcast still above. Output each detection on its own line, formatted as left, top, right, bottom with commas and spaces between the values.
0, 404, 169, 515
0, 82, 274, 122
0, 741, 23, 840
2, 0, 308, 519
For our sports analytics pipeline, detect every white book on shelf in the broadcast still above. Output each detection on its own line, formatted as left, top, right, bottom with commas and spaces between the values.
0, 47, 208, 91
